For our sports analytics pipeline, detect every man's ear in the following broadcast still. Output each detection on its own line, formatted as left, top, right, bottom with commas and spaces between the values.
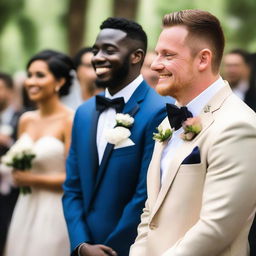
131, 49, 144, 65
198, 48, 212, 72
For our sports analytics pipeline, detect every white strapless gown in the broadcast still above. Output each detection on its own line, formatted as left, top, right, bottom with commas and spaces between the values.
4, 134, 70, 256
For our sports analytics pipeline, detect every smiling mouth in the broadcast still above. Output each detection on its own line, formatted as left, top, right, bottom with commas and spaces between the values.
159, 74, 172, 79
95, 67, 111, 76
27, 86, 40, 94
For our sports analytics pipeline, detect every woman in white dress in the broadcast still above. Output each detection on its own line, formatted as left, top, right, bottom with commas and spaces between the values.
4, 50, 74, 256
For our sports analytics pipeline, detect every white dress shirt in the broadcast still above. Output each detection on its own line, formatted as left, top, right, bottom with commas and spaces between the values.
96, 75, 143, 163
161, 76, 226, 183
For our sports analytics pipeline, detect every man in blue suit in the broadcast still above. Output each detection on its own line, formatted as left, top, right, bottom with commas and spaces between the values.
62, 17, 171, 256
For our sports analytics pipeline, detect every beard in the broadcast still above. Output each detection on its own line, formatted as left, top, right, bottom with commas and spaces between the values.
95, 56, 130, 89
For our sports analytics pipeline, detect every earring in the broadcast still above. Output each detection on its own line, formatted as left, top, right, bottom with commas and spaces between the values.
55, 87, 60, 92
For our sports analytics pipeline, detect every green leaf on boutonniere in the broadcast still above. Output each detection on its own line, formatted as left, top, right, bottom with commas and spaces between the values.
153, 126, 173, 142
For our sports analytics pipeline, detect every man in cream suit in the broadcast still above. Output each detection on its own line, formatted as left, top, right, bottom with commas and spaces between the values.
130, 9, 256, 256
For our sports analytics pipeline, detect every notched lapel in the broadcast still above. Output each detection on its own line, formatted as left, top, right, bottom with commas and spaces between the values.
90, 110, 100, 175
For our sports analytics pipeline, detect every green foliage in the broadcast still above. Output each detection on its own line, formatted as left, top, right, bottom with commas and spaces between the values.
0, 0, 24, 32
17, 15, 38, 56
226, 0, 256, 50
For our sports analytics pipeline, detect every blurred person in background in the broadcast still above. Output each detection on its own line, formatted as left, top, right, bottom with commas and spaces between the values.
0, 72, 22, 256
60, 68, 83, 111
141, 51, 159, 88
4, 50, 74, 256
222, 49, 256, 111
73, 47, 102, 101
13, 71, 36, 112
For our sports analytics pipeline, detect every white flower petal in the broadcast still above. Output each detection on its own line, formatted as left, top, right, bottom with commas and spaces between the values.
116, 113, 134, 127
104, 127, 131, 145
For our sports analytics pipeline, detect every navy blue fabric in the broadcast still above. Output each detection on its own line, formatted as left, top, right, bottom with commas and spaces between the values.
62, 80, 174, 256
182, 146, 201, 165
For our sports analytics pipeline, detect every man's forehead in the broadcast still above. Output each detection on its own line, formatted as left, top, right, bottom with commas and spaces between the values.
95, 28, 127, 43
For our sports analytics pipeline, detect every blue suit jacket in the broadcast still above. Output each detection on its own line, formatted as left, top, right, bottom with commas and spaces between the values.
62, 81, 172, 256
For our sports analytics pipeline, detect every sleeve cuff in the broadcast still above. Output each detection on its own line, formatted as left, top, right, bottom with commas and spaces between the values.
72, 242, 89, 256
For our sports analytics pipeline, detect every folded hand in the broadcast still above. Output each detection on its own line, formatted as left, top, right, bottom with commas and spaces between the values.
80, 244, 117, 256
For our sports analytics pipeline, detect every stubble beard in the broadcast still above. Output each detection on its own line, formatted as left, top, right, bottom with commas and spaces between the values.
95, 57, 130, 90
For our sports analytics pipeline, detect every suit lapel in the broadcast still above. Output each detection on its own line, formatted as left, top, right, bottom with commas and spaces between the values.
150, 84, 233, 219
89, 81, 149, 205
90, 110, 100, 176
147, 140, 167, 206
84, 104, 100, 212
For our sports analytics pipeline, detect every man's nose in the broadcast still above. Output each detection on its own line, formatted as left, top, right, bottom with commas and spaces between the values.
151, 56, 164, 72
92, 50, 106, 64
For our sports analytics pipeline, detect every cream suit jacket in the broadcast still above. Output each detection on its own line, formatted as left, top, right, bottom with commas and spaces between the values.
130, 84, 256, 256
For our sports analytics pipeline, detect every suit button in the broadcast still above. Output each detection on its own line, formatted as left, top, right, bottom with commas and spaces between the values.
149, 223, 157, 230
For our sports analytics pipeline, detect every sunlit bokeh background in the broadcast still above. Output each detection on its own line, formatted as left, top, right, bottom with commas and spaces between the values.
1, 0, 256, 74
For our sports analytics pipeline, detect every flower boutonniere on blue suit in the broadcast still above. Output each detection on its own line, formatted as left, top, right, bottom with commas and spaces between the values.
105, 113, 135, 146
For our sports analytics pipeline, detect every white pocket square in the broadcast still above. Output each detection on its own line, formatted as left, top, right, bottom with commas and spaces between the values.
114, 138, 135, 149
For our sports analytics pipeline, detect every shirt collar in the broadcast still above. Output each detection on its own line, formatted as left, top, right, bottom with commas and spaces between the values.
105, 75, 143, 103
186, 76, 225, 117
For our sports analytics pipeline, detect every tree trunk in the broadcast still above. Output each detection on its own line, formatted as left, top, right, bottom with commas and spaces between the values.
67, 0, 87, 56
113, 0, 139, 20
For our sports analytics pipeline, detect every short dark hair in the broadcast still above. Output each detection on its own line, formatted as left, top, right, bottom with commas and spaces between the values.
163, 9, 225, 74
26, 50, 75, 96
228, 49, 251, 66
0, 72, 14, 90
73, 47, 93, 70
100, 17, 148, 53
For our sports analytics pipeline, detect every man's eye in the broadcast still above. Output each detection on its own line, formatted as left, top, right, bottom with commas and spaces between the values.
106, 49, 116, 54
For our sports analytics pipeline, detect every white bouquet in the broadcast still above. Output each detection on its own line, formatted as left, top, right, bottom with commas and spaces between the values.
1, 134, 36, 194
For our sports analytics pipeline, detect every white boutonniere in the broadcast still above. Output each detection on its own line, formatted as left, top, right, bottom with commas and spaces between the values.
153, 125, 173, 143
105, 113, 134, 146
180, 117, 202, 141
115, 113, 134, 128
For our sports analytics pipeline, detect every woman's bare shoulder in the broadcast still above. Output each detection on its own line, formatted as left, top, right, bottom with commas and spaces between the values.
61, 106, 74, 123
19, 110, 39, 124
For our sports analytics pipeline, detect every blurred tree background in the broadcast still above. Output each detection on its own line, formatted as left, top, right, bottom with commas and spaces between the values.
0, 0, 256, 74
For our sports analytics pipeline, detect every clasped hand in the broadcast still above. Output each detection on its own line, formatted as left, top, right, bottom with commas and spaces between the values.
80, 244, 117, 256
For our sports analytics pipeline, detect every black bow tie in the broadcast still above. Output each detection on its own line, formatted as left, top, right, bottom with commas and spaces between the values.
96, 95, 125, 113
166, 103, 193, 130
